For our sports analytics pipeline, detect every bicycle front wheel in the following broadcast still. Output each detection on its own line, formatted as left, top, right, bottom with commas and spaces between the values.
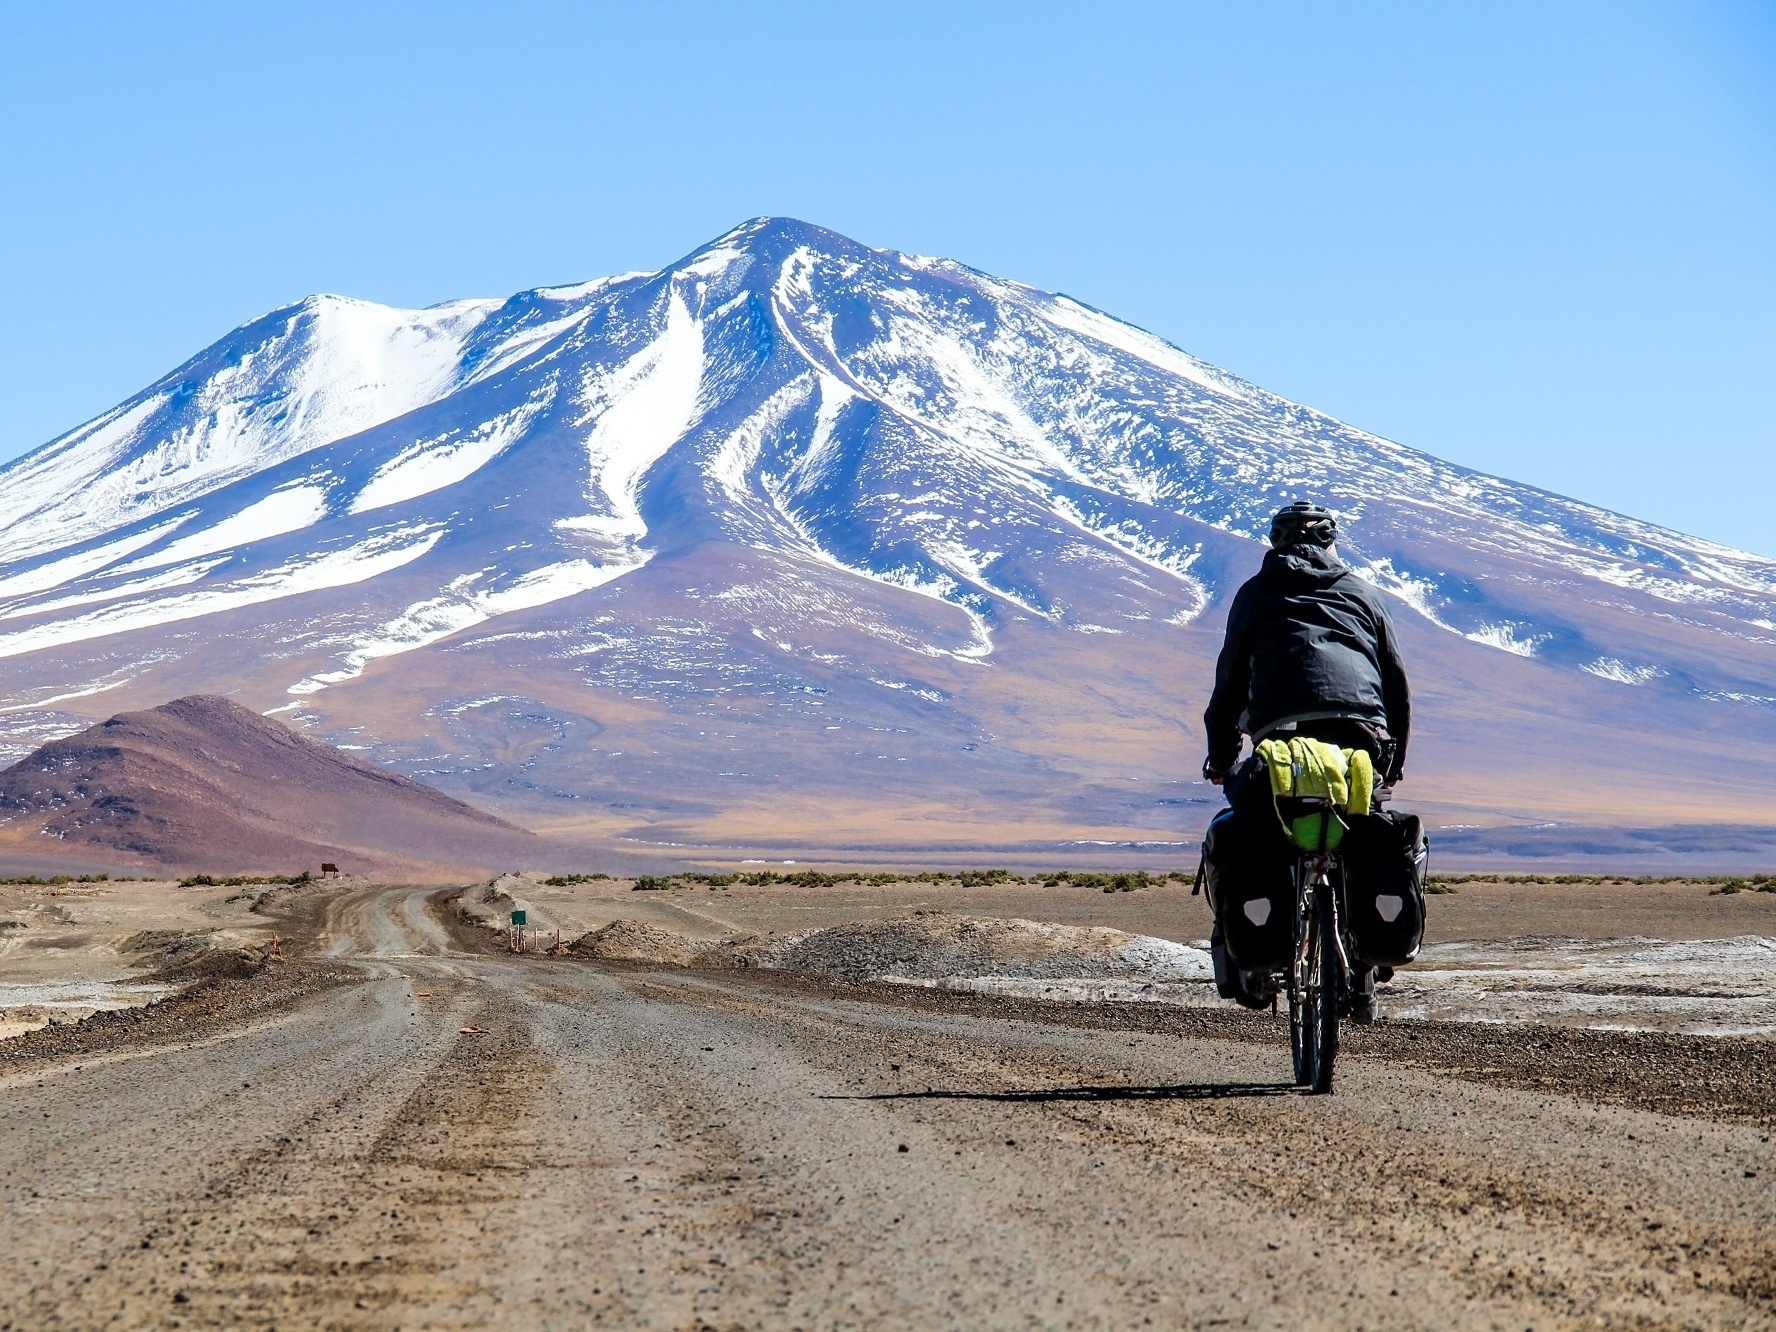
1289, 897, 1314, 1087
1289, 981, 1312, 1087
1309, 885, 1340, 1093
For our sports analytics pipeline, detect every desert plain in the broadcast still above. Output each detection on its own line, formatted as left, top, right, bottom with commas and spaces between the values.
1, 868, 1773, 1329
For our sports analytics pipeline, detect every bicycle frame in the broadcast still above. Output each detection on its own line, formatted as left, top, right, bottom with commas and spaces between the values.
1293, 851, 1353, 989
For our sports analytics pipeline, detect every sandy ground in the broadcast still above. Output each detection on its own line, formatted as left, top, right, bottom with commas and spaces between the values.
0, 878, 1772, 1328
0, 876, 281, 1038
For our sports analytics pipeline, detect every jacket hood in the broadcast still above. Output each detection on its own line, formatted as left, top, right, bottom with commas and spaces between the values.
1261, 544, 1350, 588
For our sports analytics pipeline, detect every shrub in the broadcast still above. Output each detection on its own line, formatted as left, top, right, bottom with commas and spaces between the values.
956, 869, 1012, 887
177, 872, 311, 889
1101, 871, 1154, 893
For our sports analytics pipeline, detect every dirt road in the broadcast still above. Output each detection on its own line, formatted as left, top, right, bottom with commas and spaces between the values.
3, 884, 1773, 1329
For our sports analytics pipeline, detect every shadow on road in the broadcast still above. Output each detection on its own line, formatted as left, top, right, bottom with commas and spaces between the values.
829, 1081, 1300, 1104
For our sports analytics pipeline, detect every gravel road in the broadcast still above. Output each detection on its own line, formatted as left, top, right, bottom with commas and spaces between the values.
2, 883, 1773, 1329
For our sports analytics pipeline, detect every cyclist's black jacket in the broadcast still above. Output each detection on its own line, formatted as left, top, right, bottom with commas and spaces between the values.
1203, 545, 1410, 780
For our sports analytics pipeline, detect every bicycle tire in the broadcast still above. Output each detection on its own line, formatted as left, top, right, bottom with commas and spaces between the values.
1289, 982, 1310, 1086
1310, 883, 1340, 1093
1290, 884, 1315, 1087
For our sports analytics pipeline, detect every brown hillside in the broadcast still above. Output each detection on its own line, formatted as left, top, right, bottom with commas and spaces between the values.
0, 695, 529, 877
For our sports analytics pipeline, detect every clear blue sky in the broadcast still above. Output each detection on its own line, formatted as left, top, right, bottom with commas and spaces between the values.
3, 2, 1772, 551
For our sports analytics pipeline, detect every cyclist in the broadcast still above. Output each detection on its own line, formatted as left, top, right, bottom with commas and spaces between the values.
1201, 501, 1411, 1022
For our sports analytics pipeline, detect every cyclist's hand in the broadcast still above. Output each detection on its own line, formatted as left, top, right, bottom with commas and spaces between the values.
1202, 758, 1227, 785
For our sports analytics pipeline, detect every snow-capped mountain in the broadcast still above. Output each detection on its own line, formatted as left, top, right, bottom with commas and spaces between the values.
3, 218, 1773, 857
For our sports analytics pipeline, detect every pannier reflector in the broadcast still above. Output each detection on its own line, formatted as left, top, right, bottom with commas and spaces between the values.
1242, 898, 1272, 926
1375, 894, 1404, 922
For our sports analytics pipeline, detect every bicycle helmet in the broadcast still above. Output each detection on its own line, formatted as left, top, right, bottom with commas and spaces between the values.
1268, 501, 1337, 549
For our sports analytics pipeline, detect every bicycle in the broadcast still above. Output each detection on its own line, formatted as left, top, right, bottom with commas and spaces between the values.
1278, 791, 1383, 1095
1200, 774, 1407, 1095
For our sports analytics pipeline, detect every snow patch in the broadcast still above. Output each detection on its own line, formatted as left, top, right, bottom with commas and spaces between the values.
351, 397, 548, 514
1040, 296, 1247, 400
118, 485, 330, 571
0, 671, 140, 715
1583, 657, 1667, 685
0, 519, 190, 602
0, 559, 230, 621
0, 526, 443, 660
711, 377, 813, 510
1354, 558, 1454, 632
568, 291, 706, 544
287, 556, 643, 695
1464, 622, 1545, 658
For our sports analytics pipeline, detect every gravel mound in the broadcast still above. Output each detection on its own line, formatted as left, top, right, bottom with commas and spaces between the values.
566, 911, 1211, 985
691, 911, 1210, 983
572, 919, 704, 966
120, 927, 270, 981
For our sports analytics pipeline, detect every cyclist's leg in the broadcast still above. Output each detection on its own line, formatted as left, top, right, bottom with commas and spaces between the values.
1334, 855, 1379, 1025
1209, 922, 1240, 1000
1349, 963, 1378, 1025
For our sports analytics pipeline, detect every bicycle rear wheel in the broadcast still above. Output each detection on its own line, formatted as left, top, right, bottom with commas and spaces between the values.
1289, 882, 1341, 1093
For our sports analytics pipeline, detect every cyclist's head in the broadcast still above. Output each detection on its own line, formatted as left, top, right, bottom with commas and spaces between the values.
1269, 501, 1337, 550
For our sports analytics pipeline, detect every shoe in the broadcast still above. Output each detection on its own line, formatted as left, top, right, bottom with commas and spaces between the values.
1349, 991, 1377, 1025
1236, 969, 1278, 1011
1374, 965, 1395, 984
1212, 922, 1279, 1011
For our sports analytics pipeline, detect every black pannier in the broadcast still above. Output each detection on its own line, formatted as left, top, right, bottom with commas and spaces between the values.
1201, 806, 1295, 972
1339, 810, 1429, 967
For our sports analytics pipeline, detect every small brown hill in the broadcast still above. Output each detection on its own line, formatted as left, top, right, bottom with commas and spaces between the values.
0, 695, 529, 877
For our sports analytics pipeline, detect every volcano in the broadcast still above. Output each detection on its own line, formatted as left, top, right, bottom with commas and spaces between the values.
1, 218, 1773, 863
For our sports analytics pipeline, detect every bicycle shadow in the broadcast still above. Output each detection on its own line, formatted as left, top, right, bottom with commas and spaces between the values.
826, 1081, 1301, 1104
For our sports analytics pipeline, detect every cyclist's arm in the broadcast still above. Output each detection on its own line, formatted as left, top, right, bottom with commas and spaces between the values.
1203, 588, 1257, 779
1373, 597, 1411, 782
